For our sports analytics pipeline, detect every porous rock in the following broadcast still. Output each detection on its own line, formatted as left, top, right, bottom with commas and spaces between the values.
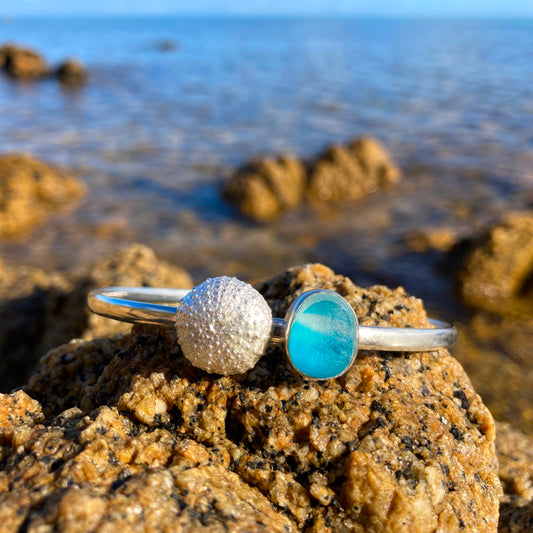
0, 153, 86, 239
496, 422, 533, 532
0, 244, 192, 392
0, 43, 49, 79
308, 137, 400, 202
0, 263, 501, 531
451, 312, 533, 435
457, 211, 533, 312
80, 243, 193, 339
55, 58, 88, 85
223, 155, 307, 221
224, 137, 400, 221
0, 260, 74, 393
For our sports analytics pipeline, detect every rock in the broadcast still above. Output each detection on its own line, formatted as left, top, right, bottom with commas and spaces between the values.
308, 137, 400, 202
0, 153, 86, 239
224, 137, 400, 221
55, 58, 88, 85
496, 422, 533, 532
78, 243, 193, 340
0, 261, 74, 393
0, 43, 49, 79
154, 39, 179, 52
451, 312, 533, 435
223, 155, 307, 221
0, 263, 501, 531
308, 144, 368, 202
0, 244, 192, 392
457, 211, 533, 312
348, 136, 401, 187
405, 227, 458, 253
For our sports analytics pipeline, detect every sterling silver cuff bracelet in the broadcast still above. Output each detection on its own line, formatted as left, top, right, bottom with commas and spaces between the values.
88, 276, 457, 380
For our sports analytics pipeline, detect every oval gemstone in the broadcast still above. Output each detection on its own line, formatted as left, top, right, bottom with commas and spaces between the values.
286, 290, 358, 380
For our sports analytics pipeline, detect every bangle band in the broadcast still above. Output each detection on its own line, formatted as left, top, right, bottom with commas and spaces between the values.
88, 276, 457, 380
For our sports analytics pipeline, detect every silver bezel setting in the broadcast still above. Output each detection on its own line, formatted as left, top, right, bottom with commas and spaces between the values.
283, 289, 359, 380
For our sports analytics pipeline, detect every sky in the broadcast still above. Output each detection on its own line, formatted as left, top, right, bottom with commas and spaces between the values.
3, 0, 533, 17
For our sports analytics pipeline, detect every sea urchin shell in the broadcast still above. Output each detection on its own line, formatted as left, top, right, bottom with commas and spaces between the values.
175, 276, 273, 375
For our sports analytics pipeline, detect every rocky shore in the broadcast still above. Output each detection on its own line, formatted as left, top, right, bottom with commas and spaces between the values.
0, 254, 531, 531
0, 262, 504, 531
0, 136, 531, 530
0, 43, 87, 84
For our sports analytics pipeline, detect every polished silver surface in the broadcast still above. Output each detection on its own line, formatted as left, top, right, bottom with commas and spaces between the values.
88, 286, 457, 354
358, 319, 457, 351
88, 287, 187, 327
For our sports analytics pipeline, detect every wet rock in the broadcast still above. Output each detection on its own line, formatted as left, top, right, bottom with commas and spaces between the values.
0, 153, 86, 239
405, 227, 458, 253
224, 137, 400, 221
154, 39, 179, 52
348, 136, 401, 187
0, 244, 192, 392
496, 422, 533, 532
56, 58, 88, 85
308, 144, 368, 202
0, 263, 502, 531
308, 137, 400, 202
0, 43, 49, 79
457, 211, 533, 312
223, 155, 307, 221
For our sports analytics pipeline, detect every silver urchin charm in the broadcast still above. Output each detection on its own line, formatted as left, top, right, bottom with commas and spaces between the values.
175, 276, 273, 375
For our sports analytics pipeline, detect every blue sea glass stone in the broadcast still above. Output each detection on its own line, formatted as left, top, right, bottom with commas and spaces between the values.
286, 290, 358, 380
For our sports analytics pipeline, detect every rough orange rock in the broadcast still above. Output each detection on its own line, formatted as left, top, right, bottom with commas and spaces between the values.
0, 153, 86, 239
308, 137, 400, 203
223, 155, 307, 221
0, 263, 502, 531
0, 43, 49, 79
496, 422, 533, 533
0, 244, 192, 392
56, 58, 88, 85
224, 137, 400, 221
457, 211, 533, 312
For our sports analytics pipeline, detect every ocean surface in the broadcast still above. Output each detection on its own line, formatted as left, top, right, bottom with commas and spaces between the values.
0, 16, 532, 311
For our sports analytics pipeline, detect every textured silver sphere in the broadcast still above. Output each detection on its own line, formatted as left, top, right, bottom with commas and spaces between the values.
175, 276, 273, 375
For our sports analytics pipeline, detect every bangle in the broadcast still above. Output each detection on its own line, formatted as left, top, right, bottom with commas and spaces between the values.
88, 276, 456, 380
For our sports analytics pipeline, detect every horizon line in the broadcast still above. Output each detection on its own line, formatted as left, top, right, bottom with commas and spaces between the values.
2, 12, 532, 19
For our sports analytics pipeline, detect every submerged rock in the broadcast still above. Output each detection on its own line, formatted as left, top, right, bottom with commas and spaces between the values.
0, 153, 86, 239
308, 137, 400, 202
405, 227, 458, 253
0, 43, 49, 79
224, 137, 400, 221
0, 244, 192, 392
0, 263, 501, 531
56, 58, 88, 85
223, 155, 307, 221
457, 211, 533, 313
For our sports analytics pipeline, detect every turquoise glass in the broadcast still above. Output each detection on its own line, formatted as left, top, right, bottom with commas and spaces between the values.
286, 290, 358, 380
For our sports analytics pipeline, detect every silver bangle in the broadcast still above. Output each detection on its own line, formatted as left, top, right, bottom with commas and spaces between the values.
88, 276, 456, 380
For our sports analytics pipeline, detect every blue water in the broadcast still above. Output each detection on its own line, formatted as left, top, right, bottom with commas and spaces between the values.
1, 17, 532, 177
0, 16, 532, 297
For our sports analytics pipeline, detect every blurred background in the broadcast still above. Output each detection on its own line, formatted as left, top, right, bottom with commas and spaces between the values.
0, 1, 532, 431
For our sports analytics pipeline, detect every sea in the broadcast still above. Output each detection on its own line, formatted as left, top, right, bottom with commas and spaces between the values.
0, 16, 532, 311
